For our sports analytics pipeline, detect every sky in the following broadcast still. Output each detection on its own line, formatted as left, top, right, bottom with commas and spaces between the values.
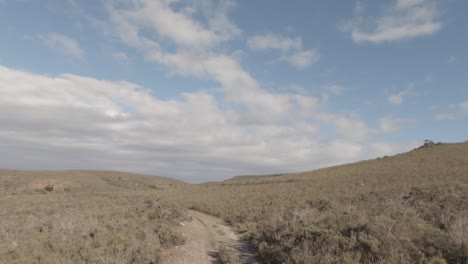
0, 0, 467, 183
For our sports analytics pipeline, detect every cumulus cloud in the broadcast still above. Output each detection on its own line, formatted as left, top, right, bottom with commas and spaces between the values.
0, 65, 405, 182
388, 86, 414, 105
247, 33, 302, 51
104, 1, 295, 123
280, 49, 320, 69
342, 0, 443, 44
247, 33, 319, 69
41, 32, 84, 60
106, 0, 240, 49
0, 1, 410, 182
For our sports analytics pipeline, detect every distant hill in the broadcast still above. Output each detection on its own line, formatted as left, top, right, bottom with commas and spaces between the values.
0, 169, 187, 195
221, 142, 468, 190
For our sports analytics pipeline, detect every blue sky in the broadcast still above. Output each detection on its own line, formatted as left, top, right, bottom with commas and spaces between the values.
0, 0, 467, 182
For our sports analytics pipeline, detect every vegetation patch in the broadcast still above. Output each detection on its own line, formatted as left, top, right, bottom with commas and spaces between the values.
0, 193, 187, 264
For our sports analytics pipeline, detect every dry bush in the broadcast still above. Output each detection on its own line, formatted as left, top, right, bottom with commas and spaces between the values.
218, 245, 243, 264
0, 192, 186, 264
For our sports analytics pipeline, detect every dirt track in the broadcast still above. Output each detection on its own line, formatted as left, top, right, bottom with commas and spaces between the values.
162, 210, 259, 264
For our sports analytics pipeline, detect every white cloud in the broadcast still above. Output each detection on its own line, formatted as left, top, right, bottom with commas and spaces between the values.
435, 113, 456, 121
388, 94, 404, 105
147, 50, 295, 124
103, 2, 295, 122
316, 113, 370, 142
112, 51, 131, 65
325, 84, 344, 96
460, 101, 468, 115
0, 65, 405, 182
247, 33, 302, 51
388, 86, 413, 105
424, 74, 433, 83
378, 116, 413, 133
283, 84, 307, 94
281, 49, 320, 69
342, 0, 442, 44
6, 0, 408, 182
106, 0, 240, 49
41, 32, 84, 60
320, 85, 345, 104
247, 33, 319, 69
432, 101, 468, 121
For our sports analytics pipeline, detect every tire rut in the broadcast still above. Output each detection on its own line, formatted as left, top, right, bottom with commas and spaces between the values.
161, 210, 259, 264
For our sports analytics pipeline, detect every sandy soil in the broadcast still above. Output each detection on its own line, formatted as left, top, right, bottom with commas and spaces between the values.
162, 210, 259, 264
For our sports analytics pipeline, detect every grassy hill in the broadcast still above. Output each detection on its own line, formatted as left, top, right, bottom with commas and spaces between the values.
1, 142, 467, 263
160, 142, 468, 263
0, 170, 188, 264
0, 169, 187, 194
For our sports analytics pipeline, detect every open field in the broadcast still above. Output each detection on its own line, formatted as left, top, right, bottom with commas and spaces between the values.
1, 142, 467, 263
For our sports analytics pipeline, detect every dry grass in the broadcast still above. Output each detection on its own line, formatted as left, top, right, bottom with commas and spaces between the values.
218, 245, 243, 264
0, 171, 188, 264
1, 142, 467, 263
160, 142, 468, 264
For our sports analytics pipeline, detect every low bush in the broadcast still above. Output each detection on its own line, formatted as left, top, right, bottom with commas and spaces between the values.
0, 193, 186, 264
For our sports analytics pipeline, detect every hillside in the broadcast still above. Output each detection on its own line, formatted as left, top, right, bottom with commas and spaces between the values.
0, 170, 189, 264
223, 142, 467, 187
0, 169, 187, 195
161, 142, 468, 263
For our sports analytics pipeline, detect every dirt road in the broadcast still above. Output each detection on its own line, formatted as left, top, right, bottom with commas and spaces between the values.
162, 210, 259, 264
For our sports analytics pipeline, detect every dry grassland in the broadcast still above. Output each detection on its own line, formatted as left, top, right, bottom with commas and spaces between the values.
160, 142, 468, 264
0, 171, 188, 264
1, 142, 467, 264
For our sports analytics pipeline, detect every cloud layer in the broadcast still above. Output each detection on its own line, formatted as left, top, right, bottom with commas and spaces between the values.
0, 64, 403, 182
41, 33, 84, 60
247, 33, 320, 69
433, 101, 468, 121
343, 0, 442, 44
0, 0, 416, 182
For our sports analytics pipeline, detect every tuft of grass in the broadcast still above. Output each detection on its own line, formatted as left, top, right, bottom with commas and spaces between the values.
218, 245, 243, 264
147, 184, 162, 190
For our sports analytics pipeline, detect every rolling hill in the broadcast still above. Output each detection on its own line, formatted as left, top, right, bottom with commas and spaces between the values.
1, 141, 467, 263
160, 142, 468, 263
